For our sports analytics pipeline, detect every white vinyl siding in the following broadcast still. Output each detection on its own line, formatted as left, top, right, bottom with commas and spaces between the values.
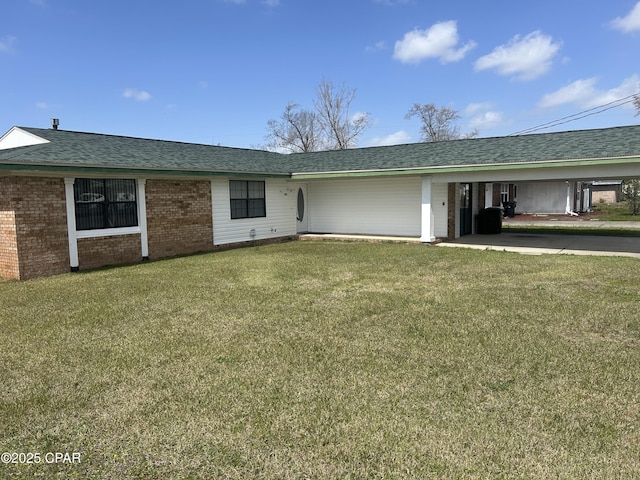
516, 182, 568, 214
211, 178, 296, 246
307, 176, 422, 237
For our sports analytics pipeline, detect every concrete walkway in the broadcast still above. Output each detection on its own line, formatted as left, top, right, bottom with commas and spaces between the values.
300, 223, 640, 258
502, 219, 640, 229
439, 232, 640, 258
299, 233, 422, 243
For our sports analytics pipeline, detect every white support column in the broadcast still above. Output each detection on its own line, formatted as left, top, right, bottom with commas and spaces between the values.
211, 180, 216, 245
137, 179, 149, 259
420, 176, 436, 243
485, 183, 493, 208
64, 178, 79, 271
565, 181, 578, 216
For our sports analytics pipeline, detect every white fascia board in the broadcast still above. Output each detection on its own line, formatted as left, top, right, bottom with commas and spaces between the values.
289, 156, 640, 179
0, 127, 50, 150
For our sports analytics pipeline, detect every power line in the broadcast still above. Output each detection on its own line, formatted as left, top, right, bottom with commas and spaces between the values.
508, 93, 639, 136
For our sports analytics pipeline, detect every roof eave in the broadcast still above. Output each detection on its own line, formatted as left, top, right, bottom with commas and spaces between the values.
0, 163, 292, 178
290, 156, 640, 179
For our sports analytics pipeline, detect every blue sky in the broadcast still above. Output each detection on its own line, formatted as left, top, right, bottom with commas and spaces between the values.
2, 0, 639, 149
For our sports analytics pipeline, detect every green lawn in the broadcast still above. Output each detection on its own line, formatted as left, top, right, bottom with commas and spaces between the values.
590, 201, 640, 221
1, 241, 639, 479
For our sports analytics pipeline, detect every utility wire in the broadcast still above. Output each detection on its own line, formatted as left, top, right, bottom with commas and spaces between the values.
508, 93, 639, 136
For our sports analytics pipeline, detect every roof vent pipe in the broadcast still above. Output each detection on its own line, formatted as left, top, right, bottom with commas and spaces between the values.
51, 118, 59, 130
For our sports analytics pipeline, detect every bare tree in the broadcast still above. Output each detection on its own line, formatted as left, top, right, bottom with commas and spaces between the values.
406, 103, 477, 142
265, 80, 370, 152
634, 94, 640, 116
264, 103, 323, 153
314, 79, 371, 150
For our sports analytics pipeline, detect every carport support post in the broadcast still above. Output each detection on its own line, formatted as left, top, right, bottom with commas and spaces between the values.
420, 176, 436, 242
565, 181, 578, 216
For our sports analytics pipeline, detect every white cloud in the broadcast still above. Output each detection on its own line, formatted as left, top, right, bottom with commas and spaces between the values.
0, 35, 17, 54
468, 111, 504, 130
393, 21, 476, 64
464, 102, 491, 116
366, 41, 386, 53
611, 1, 640, 33
538, 75, 640, 109
367, 130, 412, 146
262, 0, 280, 6
474, 31, 561, 80
122, 88, 152, 102
537, 78, 599, 109
36, 102, 49, 109
464, 102, 504, 130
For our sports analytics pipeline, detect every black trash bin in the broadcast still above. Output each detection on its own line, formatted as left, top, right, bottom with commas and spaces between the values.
476, 207, 502, 234
503, 201, 516, 218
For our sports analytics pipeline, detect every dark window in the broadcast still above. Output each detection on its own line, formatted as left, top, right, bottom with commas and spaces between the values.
74, 179, 138, 230
230, 180, 266, 219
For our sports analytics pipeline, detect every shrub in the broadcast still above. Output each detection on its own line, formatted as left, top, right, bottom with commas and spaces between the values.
622, 179, 640, 215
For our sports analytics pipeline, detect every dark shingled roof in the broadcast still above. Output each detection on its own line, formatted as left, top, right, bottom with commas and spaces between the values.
1, 124, 639, 177
0, 127, 289, 176
288, 124, 640, 174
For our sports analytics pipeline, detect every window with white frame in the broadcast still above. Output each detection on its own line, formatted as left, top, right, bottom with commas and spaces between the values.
74, 178, 138, 230
500, 183, 509, 204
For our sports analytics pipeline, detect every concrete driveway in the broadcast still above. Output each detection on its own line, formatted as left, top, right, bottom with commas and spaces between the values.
439, 232, 640, 258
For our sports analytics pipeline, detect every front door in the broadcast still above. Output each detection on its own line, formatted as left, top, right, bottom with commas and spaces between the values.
460, 183, 472, 236
296, 185, 308, 233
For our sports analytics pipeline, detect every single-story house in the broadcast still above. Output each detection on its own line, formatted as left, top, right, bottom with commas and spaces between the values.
1, 123, 640, 280
590, 180, 624, 204
505, 181, 592, 215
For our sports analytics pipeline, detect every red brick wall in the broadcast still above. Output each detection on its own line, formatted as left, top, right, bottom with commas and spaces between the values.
447, 183, 456, 239
78, 234, 142, 270
1, 177, 70, 280
478, 183, 486, 210
146, 179, 214, 259
492, 183, 502, 207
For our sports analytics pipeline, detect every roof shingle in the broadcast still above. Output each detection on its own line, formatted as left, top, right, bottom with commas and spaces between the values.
0, 125, 639, 177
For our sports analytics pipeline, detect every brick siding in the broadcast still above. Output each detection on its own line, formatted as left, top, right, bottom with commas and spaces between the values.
0, 177, 20, 279
146, 179, 214, 259
0, 176, 69, 280
592, 191, 618, 204
78, 234, 142, 271
591, 185, 622, 204
492, 183, 502, 207
478, 183, 486, 210
447, 183, 456, 239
